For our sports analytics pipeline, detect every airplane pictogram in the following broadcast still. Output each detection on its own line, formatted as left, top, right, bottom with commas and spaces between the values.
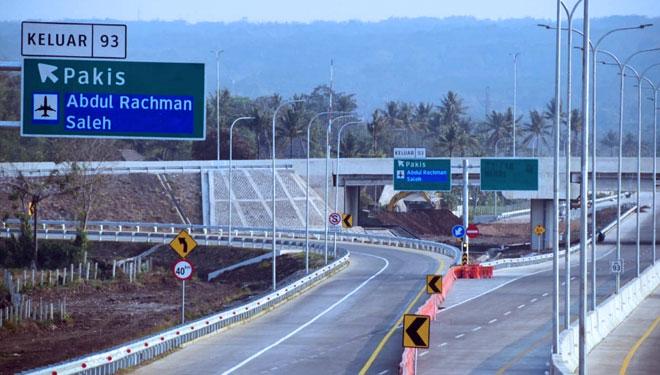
35, 96, 55, 117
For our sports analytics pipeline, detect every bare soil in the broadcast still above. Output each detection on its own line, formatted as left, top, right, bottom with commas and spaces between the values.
0, 242, 325, 375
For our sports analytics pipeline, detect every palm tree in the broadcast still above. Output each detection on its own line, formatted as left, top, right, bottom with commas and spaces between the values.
366, 109, 386, 155
569, 109, 583, 156
275, 99, 307, 158
521, 110, 551, 156
454, 118, 480, 156
600, 130, 619, 156
622, 132, 637, 157
483, 109, 512, 154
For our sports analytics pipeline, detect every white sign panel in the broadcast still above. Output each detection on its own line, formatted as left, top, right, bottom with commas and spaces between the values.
610, 260, 624, 274
394, 148, 426, 159
22, 21, 126, 59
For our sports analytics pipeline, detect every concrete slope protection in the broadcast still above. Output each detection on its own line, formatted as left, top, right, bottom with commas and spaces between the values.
416, 192, 658, 374
130, 244, 450, 375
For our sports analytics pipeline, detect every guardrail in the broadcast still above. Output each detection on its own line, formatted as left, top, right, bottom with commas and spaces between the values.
5, 219, 460, 375
0, 219, 461, 266
0, 160, 294, 178
18, 247, 350, 375
481, 205, 637, 269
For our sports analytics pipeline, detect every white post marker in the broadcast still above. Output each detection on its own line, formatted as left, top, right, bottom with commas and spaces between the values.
172, 259, 194, 324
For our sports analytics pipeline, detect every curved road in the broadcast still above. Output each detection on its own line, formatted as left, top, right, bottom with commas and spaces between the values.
130, 244, 451, 375
417, 192, 658, 374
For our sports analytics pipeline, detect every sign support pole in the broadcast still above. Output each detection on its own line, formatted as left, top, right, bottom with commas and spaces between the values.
463, 159, 469, 259
182, 280, 185, 324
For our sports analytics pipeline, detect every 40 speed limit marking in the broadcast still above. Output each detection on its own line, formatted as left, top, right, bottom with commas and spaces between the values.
172, 259, 194, 281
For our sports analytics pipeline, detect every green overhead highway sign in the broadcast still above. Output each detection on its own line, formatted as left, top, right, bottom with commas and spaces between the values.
393, 158, 451, 191
22, 58, 205, 139
480, 158, 538, 191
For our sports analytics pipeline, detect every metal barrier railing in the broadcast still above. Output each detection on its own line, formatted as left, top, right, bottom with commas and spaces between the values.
4, 220, 460, 375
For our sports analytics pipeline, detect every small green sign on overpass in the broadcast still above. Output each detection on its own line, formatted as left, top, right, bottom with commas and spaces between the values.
393, 159, 451, 191
480, 158, 538, 191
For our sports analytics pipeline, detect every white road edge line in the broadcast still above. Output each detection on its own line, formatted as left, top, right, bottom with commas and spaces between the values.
219, 252, 390, 375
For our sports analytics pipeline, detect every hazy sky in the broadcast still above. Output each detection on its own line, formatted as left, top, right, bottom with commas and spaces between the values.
3, 0, 660, 23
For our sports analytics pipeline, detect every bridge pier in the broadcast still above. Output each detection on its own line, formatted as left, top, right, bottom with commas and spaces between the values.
530, 199, 553, 251
344, 186, 360, 227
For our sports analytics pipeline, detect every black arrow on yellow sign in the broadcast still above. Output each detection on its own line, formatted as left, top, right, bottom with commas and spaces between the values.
403, 314, 430, 348
426, 275, 442, 294
342, 213, 353, 228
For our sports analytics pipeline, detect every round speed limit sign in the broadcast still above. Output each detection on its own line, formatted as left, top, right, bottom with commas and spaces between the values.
172, 259, 194, 281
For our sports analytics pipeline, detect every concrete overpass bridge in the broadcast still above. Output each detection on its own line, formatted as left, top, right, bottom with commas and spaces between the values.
3, 157, 657, 251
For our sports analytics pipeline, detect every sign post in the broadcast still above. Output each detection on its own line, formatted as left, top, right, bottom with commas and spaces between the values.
172, 259, 194, 324
22, 58, 205, 139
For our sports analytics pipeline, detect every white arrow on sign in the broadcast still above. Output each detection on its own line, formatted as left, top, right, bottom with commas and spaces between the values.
37, 63, 58, 83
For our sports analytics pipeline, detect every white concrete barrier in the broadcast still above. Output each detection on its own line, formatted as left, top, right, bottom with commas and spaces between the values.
552, 261, 660, 374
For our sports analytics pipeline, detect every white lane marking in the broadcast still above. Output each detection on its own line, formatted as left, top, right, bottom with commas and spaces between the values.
420, 351, 429, 357
378, 371, 389, 375
472, 326, 482, 331
570, 277, 576, 281
530, 298, 538, 303
436, 267, 549, 314
504, 311, 512, 316
542, 292, 549, 297
270, 368, 278, 371
455, 333, 465, 339
219, 252, 390, 375
561, 282, 566, 286
439, 342, 448, 347
517, 304, 525, 309
489, 319, 497, 324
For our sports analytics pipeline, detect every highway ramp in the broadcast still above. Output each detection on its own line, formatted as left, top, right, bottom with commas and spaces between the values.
130, 244, 452, 375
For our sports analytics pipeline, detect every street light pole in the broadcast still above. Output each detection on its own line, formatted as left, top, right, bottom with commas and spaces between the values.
511, 52, 520, 157
335, 120, 365, 229
577, 2, 590, 373
228, 116, 254, 246
560, 0, 582, 329
326, 115, 356, 260
551, 0, 562, 355
211, 49, 224, 161
305, 111, 344, 272
272, 99, 305, 291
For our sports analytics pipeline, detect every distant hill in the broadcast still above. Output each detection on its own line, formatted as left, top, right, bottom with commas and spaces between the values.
1, 16, 659, 136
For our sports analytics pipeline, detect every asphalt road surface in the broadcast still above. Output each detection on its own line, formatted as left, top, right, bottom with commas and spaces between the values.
417, 192, 658, 374
130, 244, 451, 375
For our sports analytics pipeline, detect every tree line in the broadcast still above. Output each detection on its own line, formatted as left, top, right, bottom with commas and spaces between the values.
0, 70, 654, 163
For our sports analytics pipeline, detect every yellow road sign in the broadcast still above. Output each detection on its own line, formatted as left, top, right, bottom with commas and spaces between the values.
169, 230, 198, 258
403, 314, 430, 348
28, 201, 36, 216
534, 224, 546, 236
462, 252, 468, 266
426, 275, 442, 294
342, 213, 353, 228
